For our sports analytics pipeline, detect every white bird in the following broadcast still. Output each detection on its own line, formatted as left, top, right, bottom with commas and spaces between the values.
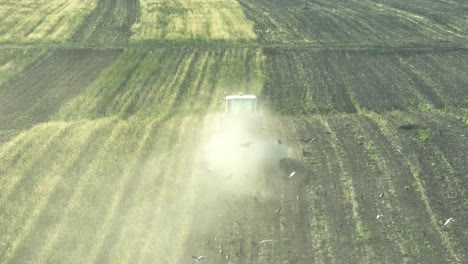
275, 207, 282, 214
192, 255, 205, 262
289, 171, 296, 178
258, 239, 277, 244
444, 218, 455, 226
376, 214, 384, 220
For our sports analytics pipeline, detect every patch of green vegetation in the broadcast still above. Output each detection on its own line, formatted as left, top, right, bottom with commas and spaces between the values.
363, 141, 378, 162
409, 244, 421, 256
356, 221, 372, 241
463, 116, 468, 126
417, 102, 434, 112
389, 110, 405, 119
418, 129, 430, 142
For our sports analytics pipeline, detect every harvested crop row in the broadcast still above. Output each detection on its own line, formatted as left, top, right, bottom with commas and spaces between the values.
55, 47, 265, 120
132, 0, 257, 42
0, 0, 98, 43
0, 46, 268, 263
0, 48, 121, 133
0, 115, 203, 263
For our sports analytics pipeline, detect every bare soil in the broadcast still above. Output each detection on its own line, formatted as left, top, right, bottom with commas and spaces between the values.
72, 0, 139, 46
0, 48, 121, 141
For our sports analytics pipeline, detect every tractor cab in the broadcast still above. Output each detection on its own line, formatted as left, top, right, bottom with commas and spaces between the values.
225, 94, 258, 114
222, 94, 262, 136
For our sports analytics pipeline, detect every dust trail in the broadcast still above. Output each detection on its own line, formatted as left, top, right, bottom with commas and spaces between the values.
179, 110, 307, 263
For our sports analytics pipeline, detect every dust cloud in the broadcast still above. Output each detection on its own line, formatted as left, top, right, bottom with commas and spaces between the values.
197, 112, 289, 198
177, 106, 310, 263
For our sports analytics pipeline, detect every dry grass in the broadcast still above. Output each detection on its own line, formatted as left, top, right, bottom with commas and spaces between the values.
131, 0, 257, 42
0, 0, 98, 43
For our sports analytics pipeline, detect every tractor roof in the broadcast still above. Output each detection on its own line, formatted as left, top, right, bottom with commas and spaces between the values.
225, 94, 257, 100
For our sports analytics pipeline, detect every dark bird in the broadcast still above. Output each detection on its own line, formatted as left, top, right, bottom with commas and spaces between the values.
277, 138, 282, 144
399, 124, 419, 130
240, 141, 253, 148
192, 255, 205, 262
302, 150, 312, 157
300, 137, 316, 143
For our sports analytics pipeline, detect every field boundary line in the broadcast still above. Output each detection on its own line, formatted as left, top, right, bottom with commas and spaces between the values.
0, 41, 466, 52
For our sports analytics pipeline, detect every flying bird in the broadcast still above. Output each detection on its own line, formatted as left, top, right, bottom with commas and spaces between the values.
376, 214, 384, 220
277, 138, 282, 144
289, 171, 296, 178
192, 255, 205, 262
300, 137, 316, 143
258, 239, 277, 244
379, 192, 384, 198
275, 207, 282, 214
444, 218, 455, 226
240, 141, 253, 148
302, 150, 312, 157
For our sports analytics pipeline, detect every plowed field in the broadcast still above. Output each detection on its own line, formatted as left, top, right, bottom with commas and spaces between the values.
0, 0, 466, 263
